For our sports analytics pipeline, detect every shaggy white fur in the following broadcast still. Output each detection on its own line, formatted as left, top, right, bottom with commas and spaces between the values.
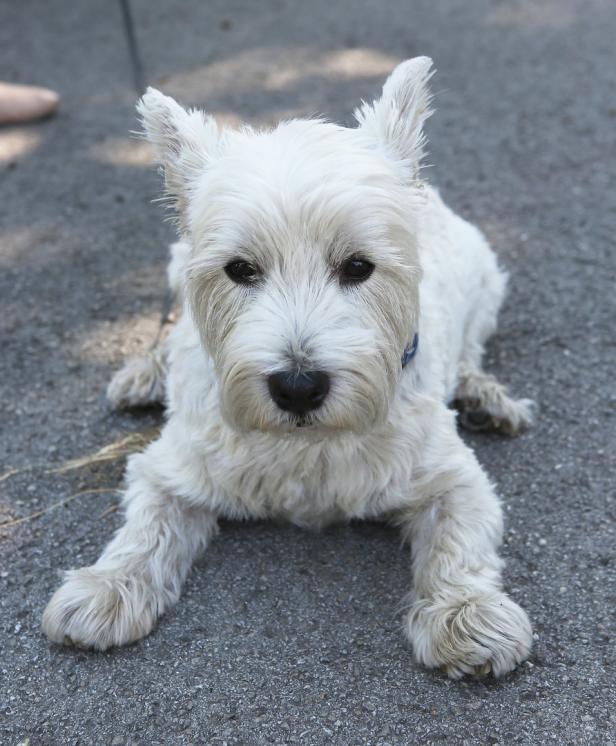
43, 57, 534, 678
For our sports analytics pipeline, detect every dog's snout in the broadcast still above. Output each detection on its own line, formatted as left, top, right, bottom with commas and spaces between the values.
267, 370, 330, 415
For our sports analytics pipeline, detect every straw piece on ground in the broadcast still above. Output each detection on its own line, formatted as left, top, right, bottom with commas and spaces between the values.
0, 429, 159, 485
0, 468, 21, 484
0, 488, 120, 529
49, 430, 158, 475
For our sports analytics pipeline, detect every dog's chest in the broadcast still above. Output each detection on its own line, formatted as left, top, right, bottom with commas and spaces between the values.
207, 427, 415, 527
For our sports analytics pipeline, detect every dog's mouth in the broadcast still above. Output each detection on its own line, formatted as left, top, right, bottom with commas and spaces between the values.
277, 412, 318, 431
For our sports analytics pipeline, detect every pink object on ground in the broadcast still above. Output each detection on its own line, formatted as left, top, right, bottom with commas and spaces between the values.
0, 82, 59, 124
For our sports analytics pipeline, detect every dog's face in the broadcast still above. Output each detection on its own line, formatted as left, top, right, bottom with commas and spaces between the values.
140, 58, 434, 433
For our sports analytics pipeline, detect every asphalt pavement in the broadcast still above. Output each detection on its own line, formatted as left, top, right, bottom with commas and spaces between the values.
1, 1, 615, 744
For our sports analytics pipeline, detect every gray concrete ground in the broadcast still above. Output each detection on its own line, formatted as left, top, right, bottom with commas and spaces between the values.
1, 0, 615, 743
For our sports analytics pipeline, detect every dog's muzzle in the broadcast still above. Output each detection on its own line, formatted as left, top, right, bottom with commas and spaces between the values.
267, 370, 330, 416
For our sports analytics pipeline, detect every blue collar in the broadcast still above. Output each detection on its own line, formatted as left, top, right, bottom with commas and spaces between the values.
401, 333, 419, 368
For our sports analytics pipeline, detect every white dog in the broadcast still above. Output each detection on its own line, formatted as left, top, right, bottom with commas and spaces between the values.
42, 58, 535, 678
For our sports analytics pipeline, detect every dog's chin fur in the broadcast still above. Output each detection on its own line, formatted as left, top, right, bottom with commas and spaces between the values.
47, 57, 536, 679
229, 410, 386, 438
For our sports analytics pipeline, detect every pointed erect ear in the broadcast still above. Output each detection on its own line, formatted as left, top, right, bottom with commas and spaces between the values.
355, 56, 434, 180
137, 87, 219, 230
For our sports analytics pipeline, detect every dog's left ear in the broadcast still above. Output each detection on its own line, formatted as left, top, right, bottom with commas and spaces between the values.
138, 88, 219, 230
355, 57, 434, 181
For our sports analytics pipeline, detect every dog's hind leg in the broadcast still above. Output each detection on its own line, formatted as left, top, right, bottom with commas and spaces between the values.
107, 343, 169, 409
453, 363, 535, 436
452, 257, 534, 435
107, 240, 190, 409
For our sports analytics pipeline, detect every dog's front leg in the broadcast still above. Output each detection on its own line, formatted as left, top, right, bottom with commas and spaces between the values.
42, 452, 216, 650
402, 418, 532, 678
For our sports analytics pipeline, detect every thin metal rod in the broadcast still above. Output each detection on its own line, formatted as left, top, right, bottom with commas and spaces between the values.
119, 0, 146, 94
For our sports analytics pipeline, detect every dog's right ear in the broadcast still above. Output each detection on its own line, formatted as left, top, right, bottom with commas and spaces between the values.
137, 88, 219, 229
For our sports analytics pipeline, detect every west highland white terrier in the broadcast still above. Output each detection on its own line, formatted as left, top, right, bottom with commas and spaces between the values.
43, 57, 535, 678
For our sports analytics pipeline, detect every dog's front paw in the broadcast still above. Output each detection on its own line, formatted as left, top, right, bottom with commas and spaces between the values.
42, 567, 159, 650
405, 592, 532, 679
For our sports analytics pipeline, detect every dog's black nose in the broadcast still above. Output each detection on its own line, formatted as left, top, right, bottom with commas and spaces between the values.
267, 370, 330, 416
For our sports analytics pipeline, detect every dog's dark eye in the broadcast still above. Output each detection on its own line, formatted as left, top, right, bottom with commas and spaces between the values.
225, 260, 260, 285
339, 257, 375, 285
